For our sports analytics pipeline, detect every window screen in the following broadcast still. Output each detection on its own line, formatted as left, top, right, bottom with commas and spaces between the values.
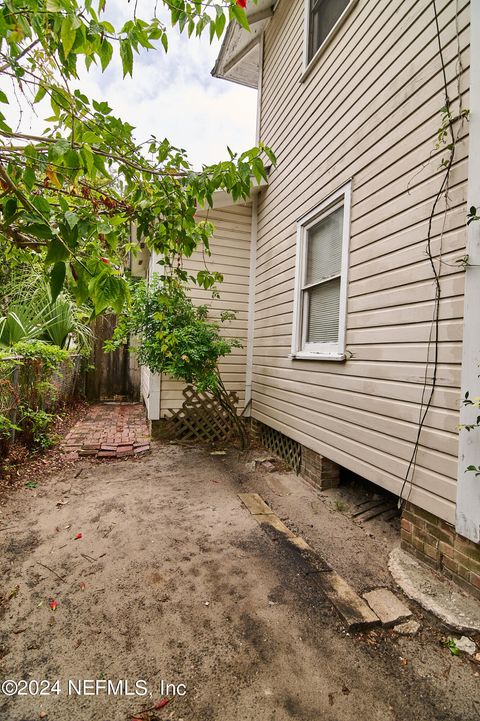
303, 203, 344, 347
308, 0, 349, 62
306, 277, 341, 343
306, 206, 343, 284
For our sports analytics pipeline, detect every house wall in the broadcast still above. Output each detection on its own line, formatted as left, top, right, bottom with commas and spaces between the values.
253, 0, 470, 524
401, 500, 480, 598
153, 204, 253, 417
140, 365, 161, 421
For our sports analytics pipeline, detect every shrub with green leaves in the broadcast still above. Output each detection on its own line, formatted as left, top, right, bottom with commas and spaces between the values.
108, 276, 240, 391
108, 276, 248, 447
0, 341, 72, 454
17, 406, 56, 449
0, 264, 92, 352
0, 413, 19, 458
0, 0, 275, 314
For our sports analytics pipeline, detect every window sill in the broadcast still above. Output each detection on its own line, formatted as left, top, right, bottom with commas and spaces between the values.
300, 0, 359, 84
289, 351, 346, 362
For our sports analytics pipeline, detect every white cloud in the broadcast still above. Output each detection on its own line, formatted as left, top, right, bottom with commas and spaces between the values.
79, 33, 258, 168
1, 0, 258, 169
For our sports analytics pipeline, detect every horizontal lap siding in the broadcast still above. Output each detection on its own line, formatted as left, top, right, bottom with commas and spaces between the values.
140, 365, 150, 410
159, 205, 252, 415
141, 366, 160, 421
254, 0, 470, 523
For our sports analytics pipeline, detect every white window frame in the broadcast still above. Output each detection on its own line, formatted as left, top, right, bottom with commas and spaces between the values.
301, 0, 358, 83
291, 182, 351, 361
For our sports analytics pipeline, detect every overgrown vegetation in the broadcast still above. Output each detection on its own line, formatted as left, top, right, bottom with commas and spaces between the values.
0, 263, 93, 350
0, 0, 279, 464
0, 260, 89, 459
0, 340, 75, 458
0, 1, 275, 455
0, 0, 273, 315
107, 275, 248, 448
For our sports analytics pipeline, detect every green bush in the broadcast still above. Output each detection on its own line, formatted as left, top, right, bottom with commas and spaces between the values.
18, 406, 56, 450
0, 265, 93, 352
0, 413, 20, 459
0, 342, 72, 453
107, 276, 240, 392
107, 275, 248, 448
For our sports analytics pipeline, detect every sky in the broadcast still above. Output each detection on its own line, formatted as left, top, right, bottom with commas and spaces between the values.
3, 0, 258, 169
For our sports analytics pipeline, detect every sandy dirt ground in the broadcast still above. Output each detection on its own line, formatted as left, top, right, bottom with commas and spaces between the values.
0, 442, 479, 721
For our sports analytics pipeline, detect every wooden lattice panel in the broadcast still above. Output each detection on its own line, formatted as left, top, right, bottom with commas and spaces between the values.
167, 386, 240, 444
260, 424, 302, 474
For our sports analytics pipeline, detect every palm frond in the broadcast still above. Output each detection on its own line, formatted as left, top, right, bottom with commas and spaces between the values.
0, 264, 93, 351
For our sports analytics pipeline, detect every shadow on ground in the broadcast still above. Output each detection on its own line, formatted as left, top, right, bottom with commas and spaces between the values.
0, 441, 478, 721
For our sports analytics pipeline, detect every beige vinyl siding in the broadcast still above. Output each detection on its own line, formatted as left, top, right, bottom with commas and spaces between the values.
253, 0, 469, 523
140, 365, 161, 421
158, 204, 252, 416
140, 365, 149, 409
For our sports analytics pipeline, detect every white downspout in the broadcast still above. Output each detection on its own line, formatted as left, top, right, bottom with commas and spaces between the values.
456, 2, 480, 543
244, 193, 258, 415
244, 34, 264, 415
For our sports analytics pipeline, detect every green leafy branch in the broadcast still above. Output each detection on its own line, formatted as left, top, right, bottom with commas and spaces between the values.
0, 0, 277, 316
107, 274, 249, 447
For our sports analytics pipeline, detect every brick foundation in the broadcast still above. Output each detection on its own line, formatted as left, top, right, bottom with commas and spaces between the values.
401, 501, 480, 599
300, 446, 340, 490
251, 420, 339, 488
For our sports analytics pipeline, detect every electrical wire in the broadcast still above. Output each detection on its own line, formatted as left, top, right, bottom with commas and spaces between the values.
398, 0, 460, 509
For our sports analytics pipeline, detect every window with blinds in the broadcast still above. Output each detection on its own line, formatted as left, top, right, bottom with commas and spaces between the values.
293, 183, 351, 359
307, 0, 350, 63
304, 205, 343, 344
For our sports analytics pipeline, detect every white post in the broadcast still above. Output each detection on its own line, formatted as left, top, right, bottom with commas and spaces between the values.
456, 3, 480, 543
245, 32, 264, 414
244, 193, 258, 415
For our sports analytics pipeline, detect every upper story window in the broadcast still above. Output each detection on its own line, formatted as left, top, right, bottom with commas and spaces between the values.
292, 183, 351, 360
307, 0, 351, 64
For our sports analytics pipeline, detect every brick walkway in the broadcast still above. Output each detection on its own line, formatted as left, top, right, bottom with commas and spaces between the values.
62, 403, 150, 459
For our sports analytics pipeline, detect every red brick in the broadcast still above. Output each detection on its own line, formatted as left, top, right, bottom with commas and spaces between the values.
456, 563, 471, 582
439, 519, 455, 536
424, 543, 440, 562
412, 506, 440, 527
441, 556, 459, 575
403, 510, 425, 530
425, 522, 454, 546
439, 541, 454, 559
470, 572, 480, 590
401, 518, 413, 533
134, 445, 150, 455
454, 549, 480, 574
454, 535, 480, 564
412, 536, 424, 553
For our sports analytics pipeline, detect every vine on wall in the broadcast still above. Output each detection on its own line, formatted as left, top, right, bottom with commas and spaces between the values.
399, 0, 470, 506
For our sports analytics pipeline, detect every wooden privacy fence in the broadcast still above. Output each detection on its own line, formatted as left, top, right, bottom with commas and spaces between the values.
86, 314, 139, 401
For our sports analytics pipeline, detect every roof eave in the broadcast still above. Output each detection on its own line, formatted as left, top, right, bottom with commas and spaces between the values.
211, 3, 274, 89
